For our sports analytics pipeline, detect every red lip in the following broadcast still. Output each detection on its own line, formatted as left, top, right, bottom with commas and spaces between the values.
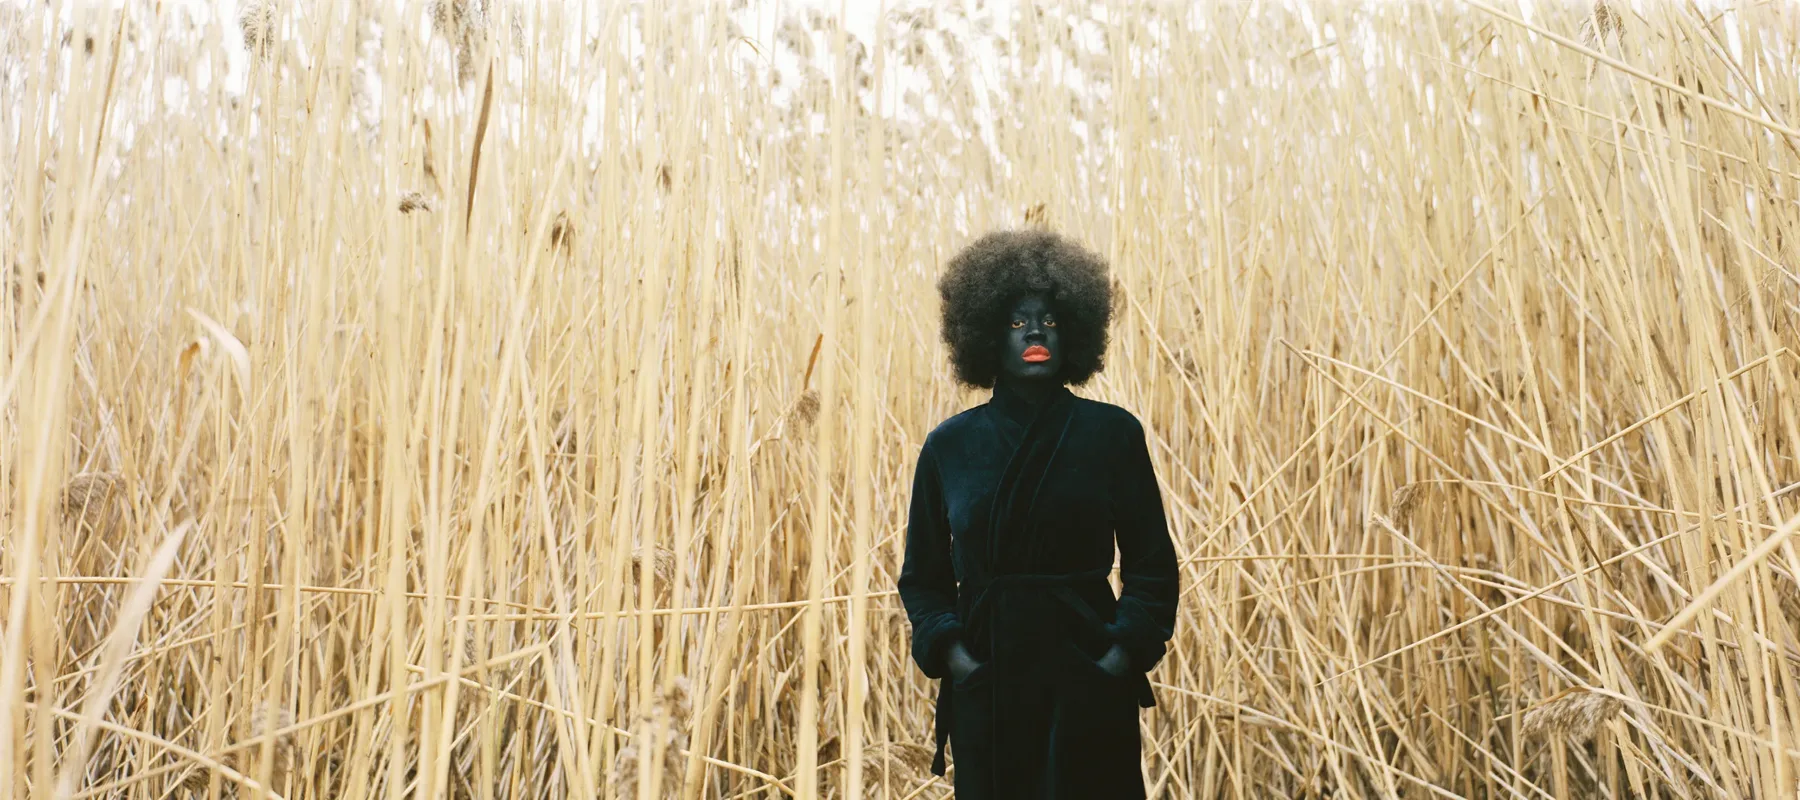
1022, 345, 1051, 363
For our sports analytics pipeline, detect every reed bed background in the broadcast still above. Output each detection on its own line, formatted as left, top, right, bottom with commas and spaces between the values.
3, 0, 1800, 797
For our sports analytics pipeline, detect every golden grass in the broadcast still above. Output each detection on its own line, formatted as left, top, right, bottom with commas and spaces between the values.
4, 0, 1800, 797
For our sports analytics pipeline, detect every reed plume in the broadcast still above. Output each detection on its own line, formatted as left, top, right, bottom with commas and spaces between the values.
1521, 688, 1624, 742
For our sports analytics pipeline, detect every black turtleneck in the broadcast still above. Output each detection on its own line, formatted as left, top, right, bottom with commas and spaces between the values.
990, 375, 1069, 418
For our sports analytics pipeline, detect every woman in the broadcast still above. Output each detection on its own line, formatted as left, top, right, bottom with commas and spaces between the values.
899, 229, 1180, 799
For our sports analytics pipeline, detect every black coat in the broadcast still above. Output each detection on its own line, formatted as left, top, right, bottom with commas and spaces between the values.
899, 381, 1180, 799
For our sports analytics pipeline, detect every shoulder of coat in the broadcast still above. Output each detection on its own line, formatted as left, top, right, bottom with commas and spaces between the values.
924, 403, 990, 443
1074, 396, 1145, 433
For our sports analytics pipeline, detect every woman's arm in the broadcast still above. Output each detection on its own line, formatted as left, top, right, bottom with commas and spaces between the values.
1107, 415, 1180, 673
897, 439, 968, 680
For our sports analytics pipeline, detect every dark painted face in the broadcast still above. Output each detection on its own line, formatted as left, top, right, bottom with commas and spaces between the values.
1000, 292, 1061, 382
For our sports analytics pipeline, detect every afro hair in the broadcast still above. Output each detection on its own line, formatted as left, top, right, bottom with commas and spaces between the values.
937, 229, 1113, 388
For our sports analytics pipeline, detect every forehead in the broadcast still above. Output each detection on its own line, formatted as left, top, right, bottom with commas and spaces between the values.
1008, 292, 1054, 314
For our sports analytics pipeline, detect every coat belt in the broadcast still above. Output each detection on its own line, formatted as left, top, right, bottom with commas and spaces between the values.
929, 567, 1114, 778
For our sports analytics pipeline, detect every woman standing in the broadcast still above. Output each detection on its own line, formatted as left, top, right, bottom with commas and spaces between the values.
899, 230, 1181, 799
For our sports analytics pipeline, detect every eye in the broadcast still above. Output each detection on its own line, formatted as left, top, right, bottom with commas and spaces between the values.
1011, 319, 1025, 329
1044, 317, 1057, 328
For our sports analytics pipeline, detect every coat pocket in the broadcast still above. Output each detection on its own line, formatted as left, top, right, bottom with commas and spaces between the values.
952, 660, 994, 690
1077, 655, 1155, 708
1049, 644, 1142, 794
1061, 643, 1132, 689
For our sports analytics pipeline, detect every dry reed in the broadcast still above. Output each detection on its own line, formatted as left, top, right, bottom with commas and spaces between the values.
4, 1, 1799, 798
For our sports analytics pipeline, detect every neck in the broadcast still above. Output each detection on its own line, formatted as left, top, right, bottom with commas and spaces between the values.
997, 375, 1061, 407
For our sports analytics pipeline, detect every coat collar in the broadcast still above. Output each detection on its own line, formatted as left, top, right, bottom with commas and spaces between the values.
988, 379, 1073, 427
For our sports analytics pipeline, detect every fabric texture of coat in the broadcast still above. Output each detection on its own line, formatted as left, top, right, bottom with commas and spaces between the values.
898, 381, 1180, 799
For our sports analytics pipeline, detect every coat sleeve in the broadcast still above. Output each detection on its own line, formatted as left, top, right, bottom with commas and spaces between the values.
1107, 415, 1180, 673
897, 438, 964, 680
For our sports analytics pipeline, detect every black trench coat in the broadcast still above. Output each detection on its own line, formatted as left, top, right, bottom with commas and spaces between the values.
899, 381, 1180, 799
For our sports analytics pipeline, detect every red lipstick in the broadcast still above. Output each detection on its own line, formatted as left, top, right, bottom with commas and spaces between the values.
1022, 345, 1051, 363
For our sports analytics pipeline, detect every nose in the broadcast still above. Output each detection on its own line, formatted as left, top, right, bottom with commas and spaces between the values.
1023, 321, 1047, 342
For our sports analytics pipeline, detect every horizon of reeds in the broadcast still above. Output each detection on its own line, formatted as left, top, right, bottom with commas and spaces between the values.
3, 0, 1800, 797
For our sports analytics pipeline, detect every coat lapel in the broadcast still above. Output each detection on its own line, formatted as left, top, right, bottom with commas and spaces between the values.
984, 384, 1076, 571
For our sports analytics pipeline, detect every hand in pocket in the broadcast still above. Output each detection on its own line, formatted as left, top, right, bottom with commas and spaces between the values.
948, 640, 986, 683
1095, 644, 1131, 678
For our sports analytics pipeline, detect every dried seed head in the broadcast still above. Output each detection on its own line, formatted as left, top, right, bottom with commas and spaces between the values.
430, 0, 476, 40
398, 192, 433, 213
630, 545, 676, 587
240, 1, 277, 59
664, 675, 693, 726
1584, 0, 1621, 44
611, 746, 640, 798
549, 211, 574, 250
613, 678, 691, 797
1024, 202, 1049, 229
861, 741, 935, 794
62, 472, 128, 580
430, 0, 502, 82
777, 16, 813, 60
176, 765, 212, 796
1521, 687, 1623, 741
903, 34, 929, 66
460, 629, 482, 666
1172, 349, 1199, 379
790, 390, 821, 429
611, 741, 683, 799
506, 10, 525, 49
243, 703, 298, 783
62, 472, 121, 521
251, 704, 297, 753
1389, 483, 1431, 529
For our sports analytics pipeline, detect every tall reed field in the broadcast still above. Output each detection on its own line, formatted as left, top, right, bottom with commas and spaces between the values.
3, 0, 1799, 797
